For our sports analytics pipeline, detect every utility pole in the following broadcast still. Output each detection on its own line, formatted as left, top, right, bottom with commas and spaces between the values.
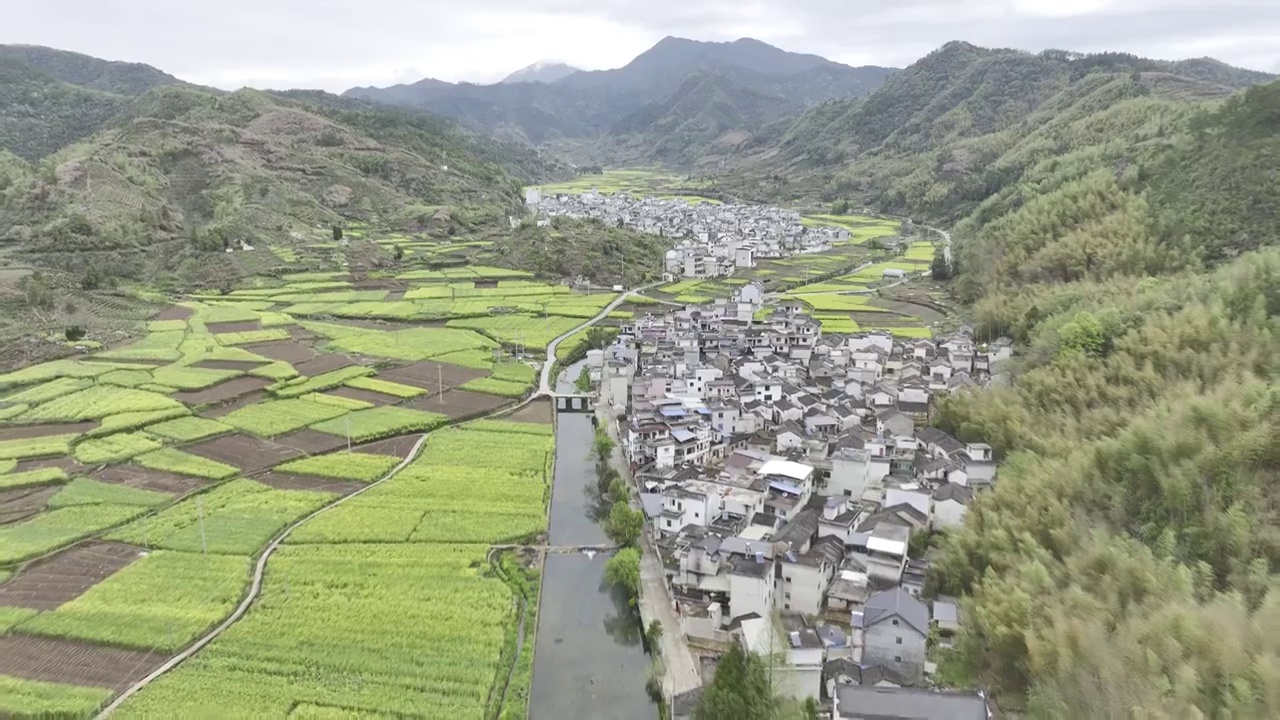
197, 498, 207, 555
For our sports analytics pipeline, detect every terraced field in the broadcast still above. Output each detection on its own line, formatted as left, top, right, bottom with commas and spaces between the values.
0, 277, 561, 717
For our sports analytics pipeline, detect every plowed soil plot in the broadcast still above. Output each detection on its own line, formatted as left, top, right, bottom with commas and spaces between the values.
328, 386, 398, 406
91, 465, 208, 495
506, 399, 554, 425
0, 542, 142, 610
354, 435, 420, 459
288, 326, 320, 342
379, 360, 487, 391
293, 353, 356, 376
327, 318, 415, 332
0, 485, 59, 525
273, 429, 349, 454
152, 305, 194, 322
405, 390, 509, 419
206, 320, 263, 334
173, 376, 271, 406
246, 340, 316, 364
192, 359, 266, 371
0, 422, 97, 442
0, 636, 169, 691
186, 435, 301, 474
199, 390, 267, 419
15, 457, 87, 475
256, 472, 364, 496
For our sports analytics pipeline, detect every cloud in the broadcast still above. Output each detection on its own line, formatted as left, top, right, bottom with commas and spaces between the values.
1, 0, 1276, 92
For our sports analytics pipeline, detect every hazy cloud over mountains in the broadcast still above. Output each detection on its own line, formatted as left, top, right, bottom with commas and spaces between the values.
3, 0, 1277, 90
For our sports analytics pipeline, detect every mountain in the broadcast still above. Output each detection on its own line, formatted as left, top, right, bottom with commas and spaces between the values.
500, 61, 581, 84
707, 44, 1279, 714
0, 58, 130, 162
0, 50, 566, 287
607, 71, 798, 165
343, 37, 896, 156
0, 44, 184, 96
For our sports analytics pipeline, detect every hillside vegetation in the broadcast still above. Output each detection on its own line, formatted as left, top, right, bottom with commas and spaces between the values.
751, 42, 1280, 715
489, 217, 668, 287
0, 57, 568, 287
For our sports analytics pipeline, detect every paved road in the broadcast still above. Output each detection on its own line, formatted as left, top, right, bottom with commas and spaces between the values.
537, 283, 661, 395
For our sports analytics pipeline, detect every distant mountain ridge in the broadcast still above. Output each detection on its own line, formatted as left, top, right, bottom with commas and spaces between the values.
500, 61, 581, 84
0, 44, 185, 96
343, 36, 897, 155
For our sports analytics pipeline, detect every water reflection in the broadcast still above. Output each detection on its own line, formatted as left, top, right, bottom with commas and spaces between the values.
529, 555, 656, 719
529, 359, 654, 719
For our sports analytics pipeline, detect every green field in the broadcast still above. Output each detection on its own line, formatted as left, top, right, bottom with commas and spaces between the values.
533, 167, 715, 201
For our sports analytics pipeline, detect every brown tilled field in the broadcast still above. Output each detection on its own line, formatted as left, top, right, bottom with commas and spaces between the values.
273, 429, 350, 455
198, 390, 268, 418
191, 359, 268, 371
151, 305, 194, 322
379, 360, 487, 391
353, 435, 420, 459
0, 542, 142, 610
173, 376, 272, 406
325, 318, 415, 332
185, 435, 301, 474
405, 390, 509, 419
244, 340, 316, 364
91, 465, 209, 495
327, 386, 399, 406
505, 399, 554, 425
293, 353, 357, 376
206, 320, 263, 334
0, 422, 98, 442
0, 485, 61, 525
15, 457, 87, 475
0, 635, 169, 691
255, 472, 364, 496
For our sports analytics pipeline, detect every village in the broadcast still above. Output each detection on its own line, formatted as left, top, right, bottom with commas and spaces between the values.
524, 189, 855, 278
584, 281, 1008, 718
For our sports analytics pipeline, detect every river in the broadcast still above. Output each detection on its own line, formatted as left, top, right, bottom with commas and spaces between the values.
527, 360, 656, 720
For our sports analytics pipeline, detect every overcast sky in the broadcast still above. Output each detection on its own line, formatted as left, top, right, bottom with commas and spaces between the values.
5, 1, 1278, 91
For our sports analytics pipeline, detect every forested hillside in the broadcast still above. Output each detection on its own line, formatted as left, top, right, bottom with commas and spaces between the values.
488, 216, 668, 286
0, 51, 567, 285
796, 49, 1280, 715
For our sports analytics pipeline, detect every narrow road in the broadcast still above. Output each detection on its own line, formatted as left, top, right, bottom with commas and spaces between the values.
537, 282, 661, 395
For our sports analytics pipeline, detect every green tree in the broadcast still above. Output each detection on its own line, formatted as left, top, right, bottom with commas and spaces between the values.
592, 426, 614, 460
604, 547, 641, 601
574, 366, 591, 393
931, 247, 952, 280
64, 325, 86, 341
331, 224, 343, 242
393, 244, 404, 260
695, 643, 773, 720
605, 501, 644, 548
1057, 310, 1104, 357
830, 199, 850, 215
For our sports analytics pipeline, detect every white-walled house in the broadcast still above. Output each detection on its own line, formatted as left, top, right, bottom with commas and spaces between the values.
741, 617, 824, 702
853, 588, 930, 683
729, 554, 776, 622
931, 482, 973, 531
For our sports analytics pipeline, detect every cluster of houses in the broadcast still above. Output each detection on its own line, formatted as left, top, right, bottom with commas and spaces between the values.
591, 285, 1009, 718
524, 189, 858, 278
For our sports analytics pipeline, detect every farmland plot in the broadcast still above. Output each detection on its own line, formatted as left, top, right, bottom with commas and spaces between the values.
17, 551, 250, 651
108, 479, 336, 556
